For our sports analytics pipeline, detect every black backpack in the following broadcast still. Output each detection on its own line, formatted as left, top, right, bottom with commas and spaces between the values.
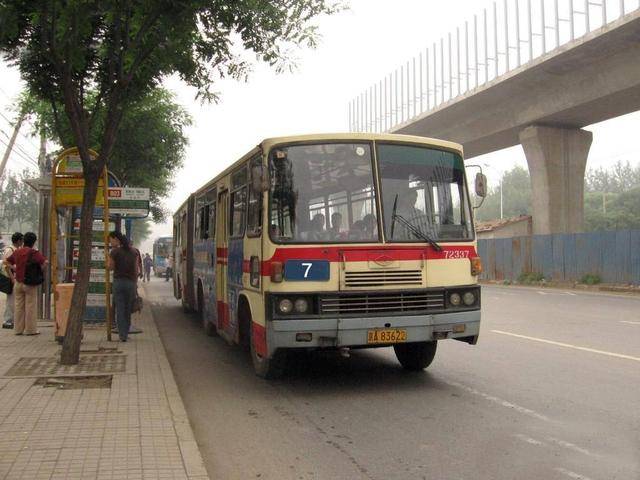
24, 250, 44, 286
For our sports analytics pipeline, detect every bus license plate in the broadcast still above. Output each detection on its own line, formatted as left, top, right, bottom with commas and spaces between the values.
367, 328, 407, 344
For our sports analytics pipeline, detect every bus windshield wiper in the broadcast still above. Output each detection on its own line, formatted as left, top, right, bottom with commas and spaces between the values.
390, 194, 442, 251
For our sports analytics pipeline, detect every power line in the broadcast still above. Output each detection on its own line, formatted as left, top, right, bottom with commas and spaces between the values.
0, 109, 40, 151
0, 127, 39, 166
0, 135, 39, 168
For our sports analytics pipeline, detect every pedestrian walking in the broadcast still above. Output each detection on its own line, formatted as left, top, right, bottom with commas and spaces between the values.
107, 232, 139, 342
5, 232, 46, 336
143, 253, 153, 283
1, 233, 23, 329
165, 255, 173, 282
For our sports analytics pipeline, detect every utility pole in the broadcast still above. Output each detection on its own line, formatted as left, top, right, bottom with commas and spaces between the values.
0, 112, 25, 178
24, 132, 52, 321
499, 178, 504, 219
37, 133, 51, 320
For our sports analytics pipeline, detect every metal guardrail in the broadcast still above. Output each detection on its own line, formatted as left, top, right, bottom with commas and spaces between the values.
348, 0, 640, 134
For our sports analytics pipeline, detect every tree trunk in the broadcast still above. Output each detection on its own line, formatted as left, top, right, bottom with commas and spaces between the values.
60, 168, 100, 365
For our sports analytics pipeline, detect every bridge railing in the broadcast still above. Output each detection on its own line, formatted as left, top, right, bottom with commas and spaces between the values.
348, 0, 640, 134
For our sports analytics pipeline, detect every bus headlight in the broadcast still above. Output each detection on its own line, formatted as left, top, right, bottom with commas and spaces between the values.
278, 298, 294, 314
462, 291, 476, 306
449, 293, 461, 306
294, 298, 309, 313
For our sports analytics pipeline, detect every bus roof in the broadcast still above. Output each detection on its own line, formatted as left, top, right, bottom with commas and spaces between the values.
261, 132, 463, 153
190, 133, 464, 199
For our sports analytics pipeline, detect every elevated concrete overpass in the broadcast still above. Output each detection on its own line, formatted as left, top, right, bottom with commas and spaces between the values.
350, 2, 640, 234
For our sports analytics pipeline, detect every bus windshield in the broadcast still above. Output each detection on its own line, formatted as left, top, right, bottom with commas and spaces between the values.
378, 143, 472, 242
269, 143, 378, 243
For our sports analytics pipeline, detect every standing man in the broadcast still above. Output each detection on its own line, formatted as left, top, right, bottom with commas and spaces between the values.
165, 255, 173, 282
6, 232, 47, 336
143, 253, 153, 283
2, 233, 23, 329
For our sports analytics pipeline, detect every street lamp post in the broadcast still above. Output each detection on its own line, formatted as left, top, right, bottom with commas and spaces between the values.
0, 204, 5, 242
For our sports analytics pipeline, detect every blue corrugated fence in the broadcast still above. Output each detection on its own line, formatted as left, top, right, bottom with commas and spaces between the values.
478, 230, 640, 284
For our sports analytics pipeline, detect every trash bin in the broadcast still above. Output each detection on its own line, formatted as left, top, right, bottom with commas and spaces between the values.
55, 283, 74, 342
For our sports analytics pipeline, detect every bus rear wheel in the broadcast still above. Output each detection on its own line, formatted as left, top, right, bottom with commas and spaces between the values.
393, 341, 437, 371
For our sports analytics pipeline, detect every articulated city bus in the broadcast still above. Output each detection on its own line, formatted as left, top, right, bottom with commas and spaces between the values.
173, 133, 485, 378
152, 236, 173, 277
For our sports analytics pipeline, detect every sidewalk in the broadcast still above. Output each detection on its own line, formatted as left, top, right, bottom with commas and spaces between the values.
0, 289, 209, 480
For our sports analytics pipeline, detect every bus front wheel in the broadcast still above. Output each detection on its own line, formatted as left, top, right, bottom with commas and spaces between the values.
251, 331, 287, 379
393, 341, 437, 371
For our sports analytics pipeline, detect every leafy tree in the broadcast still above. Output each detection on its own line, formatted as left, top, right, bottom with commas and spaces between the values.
21, 87, 191, 221
584, 189, 640, 231
474, 166, 532, 222
0, 170, 38, 232
129, 218, 152, 247
0, 0, 342, 364
585, 161, 640, 194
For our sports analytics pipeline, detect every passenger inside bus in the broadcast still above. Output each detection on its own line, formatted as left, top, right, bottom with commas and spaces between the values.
328, 212, 346, 240
300, 213, 327, 241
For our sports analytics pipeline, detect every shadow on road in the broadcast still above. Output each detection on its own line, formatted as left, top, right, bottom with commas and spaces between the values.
152, 293, 451, 398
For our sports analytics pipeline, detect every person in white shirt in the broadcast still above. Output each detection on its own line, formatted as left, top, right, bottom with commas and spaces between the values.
2, 233, 23, 329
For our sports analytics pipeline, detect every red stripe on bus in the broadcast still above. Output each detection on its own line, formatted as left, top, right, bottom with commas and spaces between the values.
264, 245, 475, 263
257, 245, 477, 276
252, 322, 267, 357
216, 247, 228, 258
242, 260, 251, 273
217, 301, 229, 330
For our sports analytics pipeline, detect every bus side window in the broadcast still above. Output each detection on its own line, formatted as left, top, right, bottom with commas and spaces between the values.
208, 198, 216, 239
247, 156, 263, 237
230, 166, 247, 238
195, 199, 202, 240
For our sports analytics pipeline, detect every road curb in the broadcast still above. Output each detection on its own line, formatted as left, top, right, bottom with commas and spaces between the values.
139, 286, 210, 479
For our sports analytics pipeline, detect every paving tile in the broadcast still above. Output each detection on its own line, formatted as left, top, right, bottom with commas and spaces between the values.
0, 290, 208, 479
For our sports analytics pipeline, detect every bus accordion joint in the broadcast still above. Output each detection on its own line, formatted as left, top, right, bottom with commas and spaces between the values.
271, 261, 283, 282
470, 256, 483, 276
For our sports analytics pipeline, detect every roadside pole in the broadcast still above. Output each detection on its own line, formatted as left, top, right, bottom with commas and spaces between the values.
24, 174, 52, 321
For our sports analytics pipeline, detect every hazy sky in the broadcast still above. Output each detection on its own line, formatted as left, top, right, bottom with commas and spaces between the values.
1, 0, 639, 253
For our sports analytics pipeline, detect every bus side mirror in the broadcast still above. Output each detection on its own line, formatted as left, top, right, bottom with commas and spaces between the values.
475, 172, 487, 198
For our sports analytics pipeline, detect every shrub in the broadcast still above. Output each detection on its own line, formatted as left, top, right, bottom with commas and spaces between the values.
517, 272, 544, 284
580, 273, 601, 285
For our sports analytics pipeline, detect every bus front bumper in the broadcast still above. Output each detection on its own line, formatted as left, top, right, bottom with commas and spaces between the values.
267, 310, 480, 355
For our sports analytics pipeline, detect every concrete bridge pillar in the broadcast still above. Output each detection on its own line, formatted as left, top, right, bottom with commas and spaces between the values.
519, 126, 592, 235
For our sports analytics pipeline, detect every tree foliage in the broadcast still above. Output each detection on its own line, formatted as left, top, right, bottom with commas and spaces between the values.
474, 161, 640, 231
0, 0, 342, 364
585, 161, 640, 194
129, 218, 152, 248
0, 169, 38, 233
474, 166, 532, 222
21, 87, 191, 222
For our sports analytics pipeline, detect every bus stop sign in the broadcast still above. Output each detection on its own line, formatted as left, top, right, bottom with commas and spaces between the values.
107, 187, 150, 218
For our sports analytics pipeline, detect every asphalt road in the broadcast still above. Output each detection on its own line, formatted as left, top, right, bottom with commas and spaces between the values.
145, 279, 640, 480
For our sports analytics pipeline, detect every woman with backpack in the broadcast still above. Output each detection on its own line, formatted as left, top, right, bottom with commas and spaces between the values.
5, 232, 47, 336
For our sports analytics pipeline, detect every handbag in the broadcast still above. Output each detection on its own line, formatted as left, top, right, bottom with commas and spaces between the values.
132, 290, 143, 313
0, 274, 12, 295
24, 250, 44, 286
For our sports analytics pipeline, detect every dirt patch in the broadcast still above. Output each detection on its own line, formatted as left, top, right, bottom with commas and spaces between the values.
4, 355, 126, 377
34, 375, 112, 390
